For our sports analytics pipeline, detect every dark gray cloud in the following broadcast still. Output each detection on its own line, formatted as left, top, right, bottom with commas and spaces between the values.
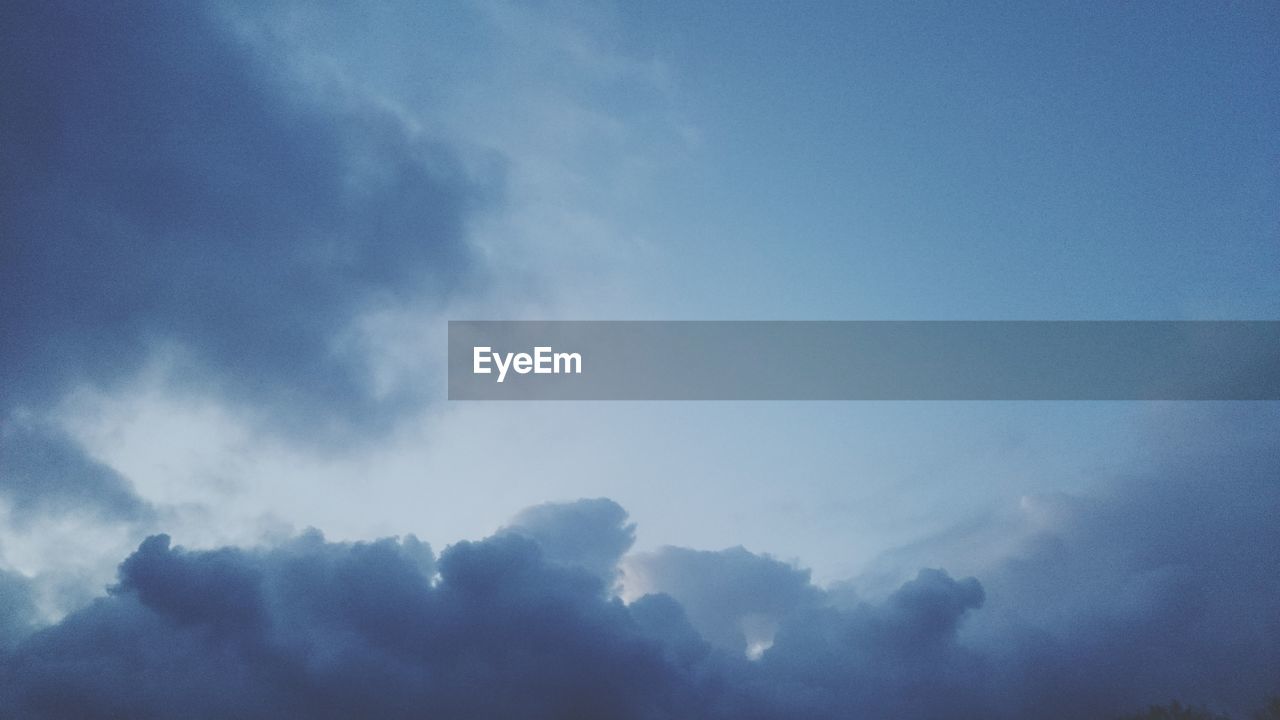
742, 568, 990, 719
0, 513, 991, 720
0, 473, 1276, 719
857, 405, 1280, 718
0, 570, 38, 653
0, 0, 492, 523
622, 541, 989, 717
0, 0, 491, 435
0, 421, 153, 525
0, 530, 709, 720
963, 438, 1280, 718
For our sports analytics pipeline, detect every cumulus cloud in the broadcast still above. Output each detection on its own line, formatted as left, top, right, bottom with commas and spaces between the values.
743, 568, 989, 719
501, 497, 636, 583
0, 530, 703, 720
623, 545, 823, 657
0, 0, 492, 434
0, 508, 995, 720
0, 477, 1276, 718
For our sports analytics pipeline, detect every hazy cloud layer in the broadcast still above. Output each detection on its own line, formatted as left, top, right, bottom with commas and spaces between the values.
968, 463, 1280, 715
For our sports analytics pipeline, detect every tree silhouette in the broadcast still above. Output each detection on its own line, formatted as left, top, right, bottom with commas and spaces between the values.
1252, 697, 1280, 720
1119, 701, 1231, 720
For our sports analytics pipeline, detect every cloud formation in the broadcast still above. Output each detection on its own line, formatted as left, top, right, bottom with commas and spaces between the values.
3, 452, 1274, 720
0, 571, 38, 653
966, 457, 1280, 717
502, 497, 636, 583
0, 421, 152, 526
0, 510, 1004, 719
623, 545, 823, 656
0, 0, 493, 527
0, 0, 490, 432
0, 4, 1276, 718
1, 530, 702, 720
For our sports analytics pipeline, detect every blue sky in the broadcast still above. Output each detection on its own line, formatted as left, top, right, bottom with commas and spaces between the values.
1, 1, 1277, 717
627, 2, 1280, 321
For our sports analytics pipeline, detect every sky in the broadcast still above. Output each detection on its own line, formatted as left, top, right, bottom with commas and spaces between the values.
1, 1, 1278, 718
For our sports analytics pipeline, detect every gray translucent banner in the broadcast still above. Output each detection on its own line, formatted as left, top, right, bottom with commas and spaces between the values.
448, 321, 1280, 400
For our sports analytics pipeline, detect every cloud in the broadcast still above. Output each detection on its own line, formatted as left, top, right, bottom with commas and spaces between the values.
0, 530, 704, 720
622, 545, 823, 656
0, 420, 152, 526
0, 0, 496, 531
0, 474, 1276, 719
0, 570, 38, 652
0, 499, 992, 720
501, 497, 635, 583
862, 404, 1280, 718
0, 0, 493, 436
743, 568, 990, 719
963, 448, 1280, 718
